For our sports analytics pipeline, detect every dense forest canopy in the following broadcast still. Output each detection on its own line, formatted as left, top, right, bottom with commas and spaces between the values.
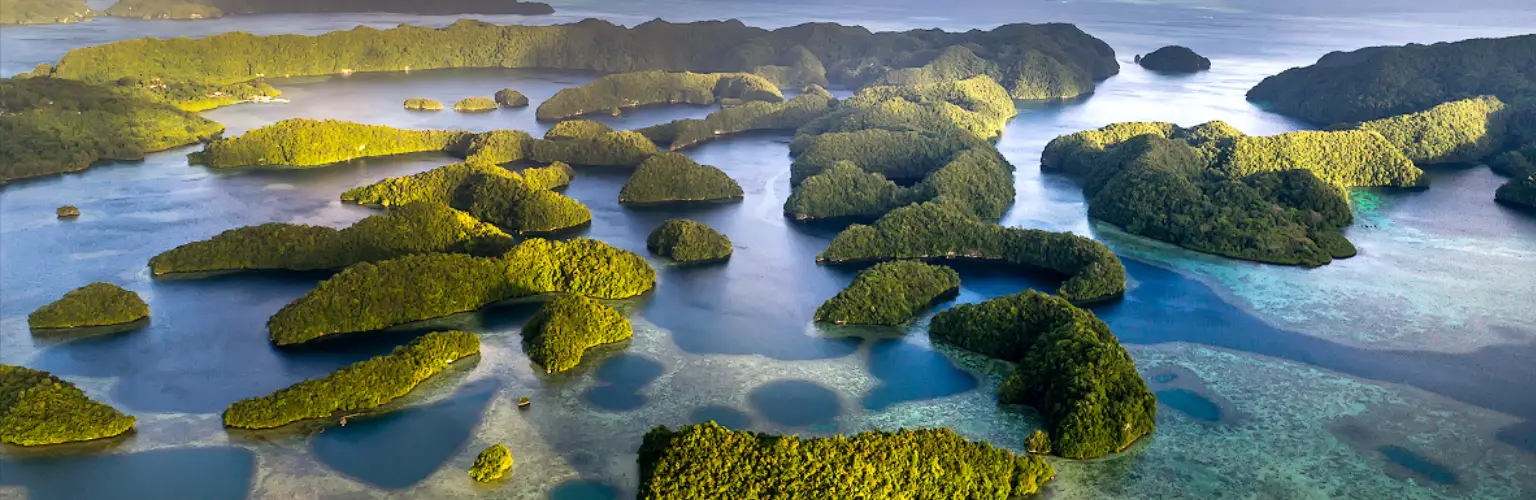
522, 295, 633, 373
0, 0, 89, 24
646, 219, 733, 263
103, 0, 552, 20
814, 260, 960, 326
638, 85, 837, 150
28, 282, 150, 329
536, 71, 782, 121
0, 365, 136, 446
189, 118, 470, 168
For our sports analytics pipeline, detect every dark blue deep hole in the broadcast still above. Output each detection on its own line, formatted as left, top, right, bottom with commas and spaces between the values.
0, 447, 255, 500
748, 380, 841, 427
1156, 389, 1222, 422
581, 354, 664, 412
1378, 445, 1459, 485
863, 339, 978, 411
311, 380, 497, 489
548, 479, 620, 500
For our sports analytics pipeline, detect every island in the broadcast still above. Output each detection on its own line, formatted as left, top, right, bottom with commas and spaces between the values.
1247, 34, 1535, 125
341, 161, 569, 207
494, 88, 529, 108
0, 0, 90, 24
528, 121, 658, 167
819, 202, 1126, 303
637, 423, 1055, 498
929, 290, 1157, 459
522, 295, 633, 373
1, 77, 223, 183
783, 161, 915, 222
97, 0, 553, 21
459, 130, 535, 165
454, 97, 498, 113
1492, 147, 1536, 211
1042, 120, 1426, 266
0, 365, 136, 446
189, 118, 469, 168
646, 219, 733, 263
56, 205, 80, 218
148, 202, 512, 275
1136, 45, 1211, 73
223, 330, 479, 429
536, 71, 783, 121
28, 282, 149, 330
1354, 96, 1511, 164
267, 238, 655, 345
470, 444, 513, 482
637, 85, 837, 150
404, 97, 444, 111
456, 172, 592, 233
814, 260, 959, 326
619, 153, 743, 204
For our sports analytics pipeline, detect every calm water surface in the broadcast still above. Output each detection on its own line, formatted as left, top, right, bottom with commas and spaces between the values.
2, 1, 1535, 498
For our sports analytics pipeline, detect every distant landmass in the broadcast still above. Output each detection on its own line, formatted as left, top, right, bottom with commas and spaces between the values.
1, 0, 554, 24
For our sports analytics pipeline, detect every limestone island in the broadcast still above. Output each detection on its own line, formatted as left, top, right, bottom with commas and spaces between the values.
930, 290, 1157, 459
535, 71, 783, 121
189, 118, 469, 168
619, 152, 743, 204
342, 161, 571, 207
638, 85, 836, 151
470, 444, 514, 482
148, 202, 512, 275
223, 330, 479, 429
522, 295, 633, 373
646, 219, 732, 263
0, 365, 137, 446
56, 205, 80, 218
529, 120, 658, 167
1, 0, 91, 25
638, 423, 1054, 498
267, 238, 655, 345
1136, 45, 1211, 73
454, 97, 498, 113
454, 170, 591, 233
1492, 147, 1536, 211
494, 88, 529, 108
29, 282, 149, 330
815, 260, 959, 326
404, 97, 444, 111
99, 0, 554, 21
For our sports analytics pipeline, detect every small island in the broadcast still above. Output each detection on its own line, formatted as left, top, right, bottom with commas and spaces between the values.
148, 202, 512, 275
494, 88, 529, 108
638, 423, 1055, 498
930, 290, 1157, 459
404, 97, 444, 111
1492, 147, 1536, 211
454, 97, 498, 113
646, 219, 732, 263
784, 161, 914, 222
529, 121, 658, 167
223, 330, 480, 429
1136, 45, 1211, 73
457, 173, 592, 233
535, 71, 783, 121
188, 118, 469, 168
56, 205, 80, 218
522, 295, 633, 373
619, 152, 743, 204
341, 161, 569, 207
638, 85, 836, 150
267, 238, 655, 345
819, 202, 1127, 303
1, 0, 90, 25
99, 0, 555, 21
0, 365, 137, 446
470, 444, 514, 482
814, 260, 959, 326
28, 282, 149, 330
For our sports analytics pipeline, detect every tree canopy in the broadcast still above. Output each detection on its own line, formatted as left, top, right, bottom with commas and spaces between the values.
0, 365, 136, 446
28, 282, 149, 329
522, 295, 633, 373
646, 219, 733, 263
815, 260, 959, 326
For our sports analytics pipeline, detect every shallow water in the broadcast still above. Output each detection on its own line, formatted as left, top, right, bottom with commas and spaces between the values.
3, 1, 1536, 499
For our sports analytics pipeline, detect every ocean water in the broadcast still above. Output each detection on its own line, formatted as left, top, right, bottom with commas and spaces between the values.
2, 1, 1535, 498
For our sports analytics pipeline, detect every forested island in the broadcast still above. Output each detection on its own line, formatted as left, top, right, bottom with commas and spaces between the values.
535, 71, 782, 121
223, 330, 479, 429
815, 260, 959, 326
470, 445, 513, 482
638, 423, 1054, 498
28, 282, 150, 329
267, 238, 654, 345
341, 161, 571, 207
619, 153, 743, 204
1136, 45, 1210, 73
495, 88, 529, 108
99, 0, 553, 21
1, 365, 137, 446
522, 296, 633, 373
638, 85, 836, 150
149, 203, 512, 275
930, 290, 1156, 459
529, 120, 659, 167
646, 219, 733, 263
189, 118, 469, 168
1, 0, 90, 24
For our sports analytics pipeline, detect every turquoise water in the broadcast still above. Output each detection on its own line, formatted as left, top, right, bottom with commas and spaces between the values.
2, 1, 1535, 498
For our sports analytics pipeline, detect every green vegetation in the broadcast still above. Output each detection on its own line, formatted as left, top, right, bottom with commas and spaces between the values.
638, 422, 1055, 499
544, 119, 612, 140
1248, 34, 1536, 125
149, 203, 512, 275
1, 77, 223, 183
404, 97, 443, 111
343, 162, 518, 206
267, 238, 655, 345
522, 295, 632, 373
873, 44, 1094, 100
536, 71, 783, 121
619, 152, 743, 204
494, 88, 529, 108
56, 205, 80, 218
103, 0, 221, 20
0, 365, 135, 446
790, 129, 968, 185
930, 290, 1156, 459
470, 444, 514, 482
1355, 96, 1509, 164
98, 0, 553, 19
454, 97, 498, 113
518, 162, 574, 190
530, 126, 658, 167
223, 331, 479, 429
1491, 147, 1536, 211
814, 260, 959, 326
819, 202, 1126, 302
1497, 174, 1536, 211
1136, 45, 1211, 73
459, 129, 532, 164
0, 0, 89, 24
28, 282, 149, 329
785, 161, 916, 221
1026, 430, 1051, 455
749, 45, 829, 88
637, 86, 836, 150
646, 219, 732, 263
800, 76, 1018, 142
456, 173, 591, 233
189, 118, 469, 168
1225, 130, 1425, 187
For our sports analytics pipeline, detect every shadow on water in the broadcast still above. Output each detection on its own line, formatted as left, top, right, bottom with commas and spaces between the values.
549, 479, 622, 500
581, 354, 665, 412
863, 339, 978, 411
748, 380, 842, 428
1155, 389, 1222, 423
688, 405, 753, 429
1377, 445, 1460, 486
310, 379, 499, 490
0, 447, 255, 500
